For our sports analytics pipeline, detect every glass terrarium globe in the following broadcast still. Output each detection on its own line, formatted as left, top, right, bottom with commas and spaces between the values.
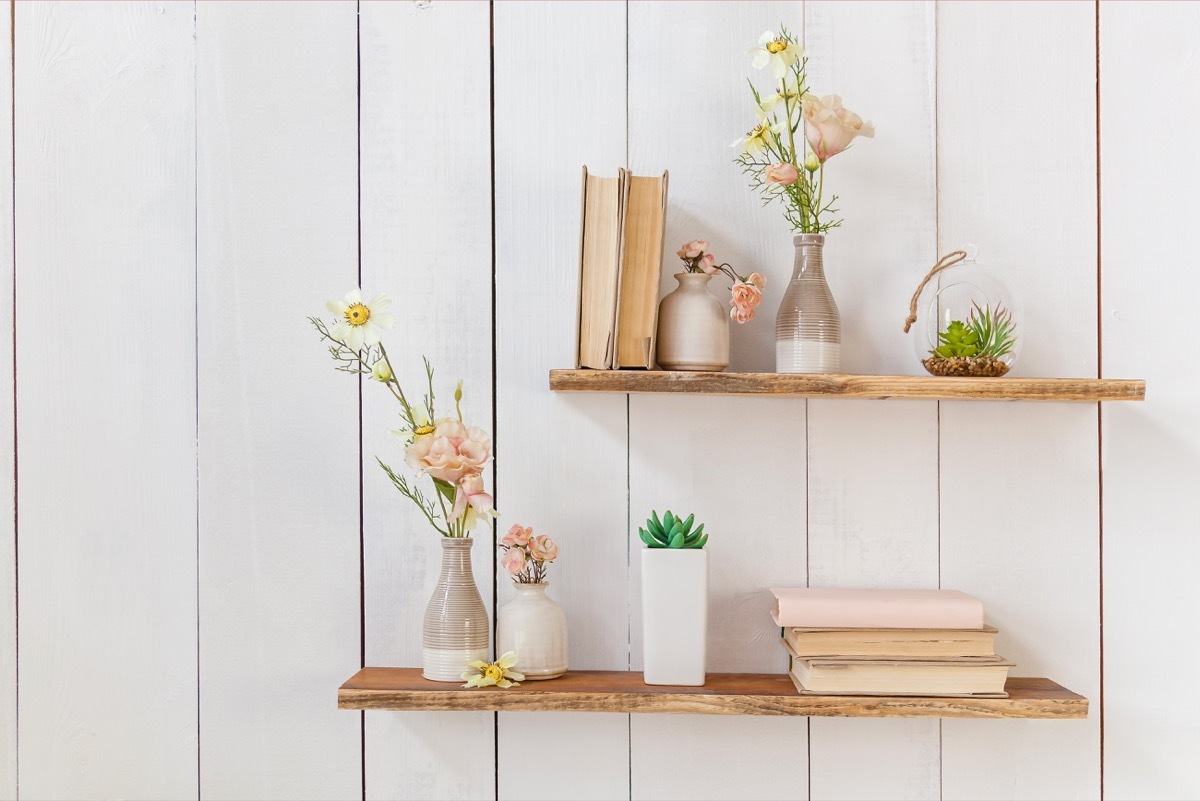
912, 253, 1022, 377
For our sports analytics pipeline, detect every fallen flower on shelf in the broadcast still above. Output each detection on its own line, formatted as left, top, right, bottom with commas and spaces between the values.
462, 652, 525, 689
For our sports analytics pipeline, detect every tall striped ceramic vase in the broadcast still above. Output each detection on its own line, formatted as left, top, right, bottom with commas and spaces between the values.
775, 233, 841, 374
422, 537, 489, 681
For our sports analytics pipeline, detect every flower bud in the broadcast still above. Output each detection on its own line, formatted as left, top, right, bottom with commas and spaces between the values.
371, 359, 393, 383
804, 153, 820, 172
454, 380, 464, 403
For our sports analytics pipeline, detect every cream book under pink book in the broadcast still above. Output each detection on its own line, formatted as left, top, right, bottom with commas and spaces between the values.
771, 588, 986, 629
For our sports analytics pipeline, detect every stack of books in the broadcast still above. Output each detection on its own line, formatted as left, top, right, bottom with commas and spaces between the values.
771, 588, 1013, 698
574, 166, 669, 370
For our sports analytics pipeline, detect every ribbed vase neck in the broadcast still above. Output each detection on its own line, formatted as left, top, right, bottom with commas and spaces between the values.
790, 234, 826, 280
512, 581, 549, 594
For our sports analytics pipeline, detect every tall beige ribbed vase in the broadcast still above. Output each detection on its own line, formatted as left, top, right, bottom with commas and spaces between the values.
422, 537, 489, 682
775, 233, 841, 373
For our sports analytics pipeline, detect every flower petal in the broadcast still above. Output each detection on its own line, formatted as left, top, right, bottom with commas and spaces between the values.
326, 300, 348, 316
344, 288, 363, 305
751, 50, 769, 70
371, 312, 395, 330
506, 670, 525, 681
497, 651, 518, 669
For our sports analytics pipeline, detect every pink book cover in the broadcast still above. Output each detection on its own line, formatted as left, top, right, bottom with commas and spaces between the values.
770, 588, 986, 629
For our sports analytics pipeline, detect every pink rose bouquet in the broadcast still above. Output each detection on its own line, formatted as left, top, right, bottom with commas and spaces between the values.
499, 524, 559, 584
676, 241, 767, 324
310, 297, 496, 538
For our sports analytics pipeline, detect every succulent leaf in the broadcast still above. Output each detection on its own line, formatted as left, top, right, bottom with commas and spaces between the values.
642, 510, 710, 549
669, 531, 686, 548
681, 513, 695, 535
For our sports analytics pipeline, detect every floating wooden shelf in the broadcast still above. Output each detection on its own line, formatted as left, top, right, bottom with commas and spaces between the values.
549, 370, 1145, 402
338, 669, 1087, 719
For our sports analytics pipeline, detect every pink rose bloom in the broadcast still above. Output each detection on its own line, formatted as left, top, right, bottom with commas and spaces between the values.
698, 253, 717, 275
529, 534, 558, 562
500, 546, 526, 576
451, 474, 494, 522
676, 239, 709, 260
765, 162, 799, 186
729, 280, 764, 324
404, 418, 492, 483
746, 272, 766, 291
501, 524, 533, 548
801, 93, 875, 162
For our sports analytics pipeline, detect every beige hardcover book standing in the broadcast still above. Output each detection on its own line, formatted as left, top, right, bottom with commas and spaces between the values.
575, 166, 627, 369
614, 171, 669, 369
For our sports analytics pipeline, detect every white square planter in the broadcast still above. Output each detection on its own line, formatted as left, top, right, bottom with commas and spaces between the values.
641, 548, 708, 686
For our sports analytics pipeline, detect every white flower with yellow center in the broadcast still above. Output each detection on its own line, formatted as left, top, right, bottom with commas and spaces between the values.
759, 80, 802, 114
325, 289, 394, 352
750, 30, 803, 79
389, 407, 434, 444
462, 652, 524, 689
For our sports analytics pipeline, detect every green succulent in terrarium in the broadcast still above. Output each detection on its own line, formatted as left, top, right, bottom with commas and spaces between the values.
925, 302, 1017, 377
639, 510, 708, 549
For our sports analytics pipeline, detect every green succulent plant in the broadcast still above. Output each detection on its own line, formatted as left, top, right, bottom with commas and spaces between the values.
639, 510, 708, 549
932, 302, 1016, 359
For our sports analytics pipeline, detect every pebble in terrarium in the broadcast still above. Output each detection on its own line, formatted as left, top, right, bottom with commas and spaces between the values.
904, 248, 1022, 378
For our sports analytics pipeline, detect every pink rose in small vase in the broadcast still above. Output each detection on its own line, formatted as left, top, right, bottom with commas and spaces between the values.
502, 524, 533, 547
676, 239, 709, 260
698, 253, 718, 275
500, 546, 527, 575
730, 279, 765, 323
530, 534, 559, 562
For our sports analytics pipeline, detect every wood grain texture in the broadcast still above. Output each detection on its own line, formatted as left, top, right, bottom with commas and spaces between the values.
0, 4, 13, 797
626, 3, 809, 799
196, 4, 361, 798
802, 4, 943, 799
357, 3, 496, 799
494, 3, 632, 800
16, 3, 197, 797
339, 669, 1087, 719
550, 369, 1143, 401
937, 3, 1101, 799
1100, 3, 1200, 798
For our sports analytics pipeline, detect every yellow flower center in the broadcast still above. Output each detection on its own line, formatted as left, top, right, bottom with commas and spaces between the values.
484, 664, 505, 682
748, 123, 769, 139
766, 39, 788, 54
344, 303, 371, 326
414, 423, 436, 436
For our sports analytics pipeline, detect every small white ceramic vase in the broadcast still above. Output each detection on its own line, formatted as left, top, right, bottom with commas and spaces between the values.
655, 273, 730, 371
641, 548, 708, 686
497, 582, 568, 680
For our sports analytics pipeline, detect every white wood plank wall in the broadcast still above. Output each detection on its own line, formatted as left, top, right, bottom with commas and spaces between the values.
1, 1, 1196, 800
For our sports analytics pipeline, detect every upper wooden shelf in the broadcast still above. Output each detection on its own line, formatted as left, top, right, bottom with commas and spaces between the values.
339, 668, 1087, 720
549, 370, 1145, 402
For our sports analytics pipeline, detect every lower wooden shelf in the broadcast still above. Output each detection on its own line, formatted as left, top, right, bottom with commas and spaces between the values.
338, 668, 1087, 719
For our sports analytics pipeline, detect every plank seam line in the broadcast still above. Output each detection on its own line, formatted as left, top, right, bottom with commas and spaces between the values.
355, 4, 366, 799
1094, 2, 1105, 797
191, 2, 200, 798
932, 0, 944, 795
7, 0, 16, 795
488, 2, 499, 797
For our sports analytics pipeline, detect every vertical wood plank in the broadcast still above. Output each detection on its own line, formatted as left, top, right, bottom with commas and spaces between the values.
802, 4, 942, 799
196, 3, 361, 798
937, 3, 1100, 799
494, 2, 631, 799
357, 2, 496, 798
16, 2, 196, 798
1100, 2, 1200, 798
0, 3, 13, 797
627, 4, 808, 799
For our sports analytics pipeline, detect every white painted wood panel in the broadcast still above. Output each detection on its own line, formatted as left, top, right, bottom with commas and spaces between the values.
196, 4, 361, 799
937, 3, 1100, 799
0, 4, 14, 797
493, 3, 631, 798
802, 4, 941, 798
1100, 3, 1200, 798
358, 3, 496, 798
16, 2, 197, 798
627, 4, 808, 799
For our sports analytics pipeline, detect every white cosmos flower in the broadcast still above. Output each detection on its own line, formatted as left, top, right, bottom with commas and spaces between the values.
325, 289, 394, 352
730, 118, 783, 155
750, 30, 803, 79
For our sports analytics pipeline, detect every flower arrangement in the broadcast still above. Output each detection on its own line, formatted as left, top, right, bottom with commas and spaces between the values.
676, 239, 767, 323
733, 26, 875, 233
499, 525, 559, 584
462, 652, 524, 689
310, 289, 496, 538
638, 510, 708, 550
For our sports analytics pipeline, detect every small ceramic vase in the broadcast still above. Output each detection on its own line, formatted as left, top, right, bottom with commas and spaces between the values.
497, 582, 568, 680
656, 273, 730, 371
